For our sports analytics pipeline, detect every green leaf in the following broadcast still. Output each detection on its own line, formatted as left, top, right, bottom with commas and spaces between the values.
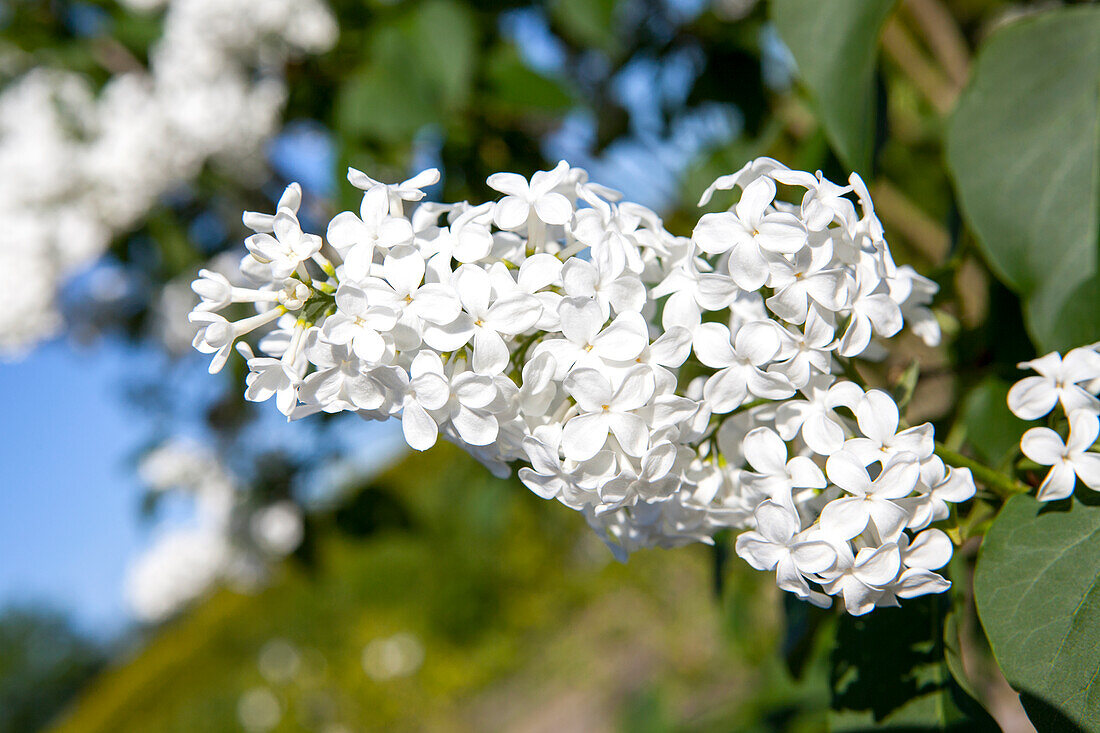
829, 596, 998, 731
942, 605, 981, 705
945, 7, 1100, 353
335, 26, 438, 143
771, 0, 897, 176
892, 360, 920, 414
412, 0, 477, 110
958, 377, 1028, 469
335, 2, 477, 144
550, 0, 620, 59
485, 45, 574, 113
974, 494, 1100, 731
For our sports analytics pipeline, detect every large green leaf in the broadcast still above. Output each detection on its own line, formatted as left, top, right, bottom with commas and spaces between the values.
412, 0, 477, 110
829, 597, 998, 731
485, 45, 574, 113
335, 1, 478, 144
771, 0, 897, 176
335, 25, 440, 143
974, 494, 1100, 731
945, 7, 1100, 353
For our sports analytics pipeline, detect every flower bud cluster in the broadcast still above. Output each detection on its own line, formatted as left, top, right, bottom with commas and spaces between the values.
190, 158, 974, 614
1008, 345, 1100, 501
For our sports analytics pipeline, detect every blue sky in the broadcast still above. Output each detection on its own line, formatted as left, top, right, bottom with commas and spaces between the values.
0, 337, 406, 638
0, 339, 158, 636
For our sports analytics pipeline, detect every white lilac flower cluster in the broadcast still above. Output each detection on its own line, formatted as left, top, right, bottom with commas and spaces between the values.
0, 0, 337, 358
1008, 345, 1100, 502
125, 439, 304, 622
189, 158, 975, 615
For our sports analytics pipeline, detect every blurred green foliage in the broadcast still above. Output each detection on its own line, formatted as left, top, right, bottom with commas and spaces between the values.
51, 444, 827, 732
0, 609, 105, 733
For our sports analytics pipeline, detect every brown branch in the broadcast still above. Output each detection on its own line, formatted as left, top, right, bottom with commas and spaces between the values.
881, 18, 958, 115
91, 38, 146, 76
902, 0, 971, 90
870, 179, 950, 263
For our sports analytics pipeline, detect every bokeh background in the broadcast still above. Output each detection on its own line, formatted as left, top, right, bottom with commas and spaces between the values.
0, 0, 1068, 730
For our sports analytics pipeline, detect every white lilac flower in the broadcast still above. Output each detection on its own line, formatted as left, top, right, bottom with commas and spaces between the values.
562, 367, 655, 461
692, 321, 795, 412
735, 500, 835, 605
488, 161, 574, 231
348, 167, 440, 216
531, 297, 649, 379
190, 159, 973, 614
899, 457, 976, 530
693, 176, 807, 290
322, 284, 399, 363
816, 541, 902, 616
843, 389, 934, 466
422, 264, 541, 374
820, 451, 919, 542
1008, 348, 1100, 420
1020, 410, 1100, 501
739, 427, 826, 513
327, 186, 415, 281
774, 376, 863, 455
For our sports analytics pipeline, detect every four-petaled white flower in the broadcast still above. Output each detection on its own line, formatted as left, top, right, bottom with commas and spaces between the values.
424, 265, 541, 374
843, 389, 933, 465
821, 451, 919, 541
532, 297, 649, 379
692, 321, 795, 413
693, 176, 808, 290
816, 541, 902, 616
246, 210, 322, 280
322, 284, 398, 363
1008, 348, 1100, 420
775, 376, 863, 455
562, 367, 655, 461
488, 160, 574, 230
1020, 410, 1100, 501
740, 427, 826, 513
327, 186, 415, 281
736, 500, 836, 605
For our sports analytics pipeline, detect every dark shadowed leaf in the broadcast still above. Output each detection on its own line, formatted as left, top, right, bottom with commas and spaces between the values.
958, 377, 1028, 469
829, 596, 998, 731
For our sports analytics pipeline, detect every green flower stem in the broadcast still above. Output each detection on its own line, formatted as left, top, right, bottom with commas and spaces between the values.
730, 398, 769, 416
934, 442, 1031, 499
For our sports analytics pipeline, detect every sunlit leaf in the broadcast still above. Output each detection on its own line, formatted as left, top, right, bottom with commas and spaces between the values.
946, 7, 1100, 352
975, 494, 1100, 731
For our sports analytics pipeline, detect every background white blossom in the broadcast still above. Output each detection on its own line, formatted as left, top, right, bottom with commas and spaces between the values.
0, 0, 336, 359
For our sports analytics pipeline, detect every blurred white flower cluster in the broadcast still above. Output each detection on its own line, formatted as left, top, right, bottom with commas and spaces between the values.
1008, 345, 1100, 501
0, 0, 337, 358
124, 439, 304, 623
190, 158, 975, 615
